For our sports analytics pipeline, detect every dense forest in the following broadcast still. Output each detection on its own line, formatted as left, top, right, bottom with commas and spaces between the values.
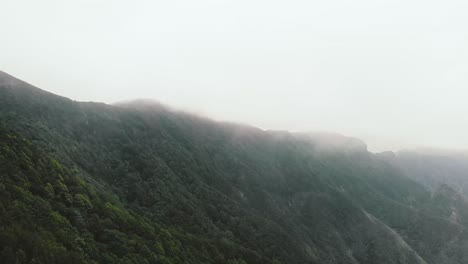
1, 70, 468, 264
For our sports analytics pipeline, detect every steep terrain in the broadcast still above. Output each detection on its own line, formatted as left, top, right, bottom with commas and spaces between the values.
1, 71, 468, 264
395, 150, 468, 198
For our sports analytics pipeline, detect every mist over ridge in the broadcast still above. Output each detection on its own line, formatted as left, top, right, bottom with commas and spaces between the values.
3, 0, 468, 152
2, 70, 468, 264
2, 1, 468, 263
2, 68, 465, 155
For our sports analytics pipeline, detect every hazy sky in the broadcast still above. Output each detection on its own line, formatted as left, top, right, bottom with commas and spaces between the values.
2, 0, 468, 151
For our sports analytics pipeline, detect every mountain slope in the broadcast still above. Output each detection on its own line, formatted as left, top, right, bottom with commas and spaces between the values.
0, 125, 264, 264
1, 71, 468, 264
395, 150, 468, 198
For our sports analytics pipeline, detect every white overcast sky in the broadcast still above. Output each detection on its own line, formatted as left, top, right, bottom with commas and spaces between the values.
1, 0, 468, 151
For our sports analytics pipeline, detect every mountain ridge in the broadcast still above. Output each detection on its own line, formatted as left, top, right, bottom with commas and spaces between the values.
2, 71, 468, 264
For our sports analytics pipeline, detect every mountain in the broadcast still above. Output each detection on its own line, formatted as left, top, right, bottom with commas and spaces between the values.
395, 150, 468, 198
1, 70, 468, 264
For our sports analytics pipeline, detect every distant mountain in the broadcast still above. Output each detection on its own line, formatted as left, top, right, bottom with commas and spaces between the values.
1, 70, 468, 264
395, 150, 468, 199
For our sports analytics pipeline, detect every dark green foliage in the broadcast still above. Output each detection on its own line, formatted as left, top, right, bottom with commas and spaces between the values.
0, 127, 270, 263
1, 71, 468, 264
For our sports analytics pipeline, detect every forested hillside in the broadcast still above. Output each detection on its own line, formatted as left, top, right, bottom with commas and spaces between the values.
1, 71, 468, 264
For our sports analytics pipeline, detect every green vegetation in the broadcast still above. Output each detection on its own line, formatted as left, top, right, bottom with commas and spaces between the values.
1, 71, 468, 263
0, 127, 271, 264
